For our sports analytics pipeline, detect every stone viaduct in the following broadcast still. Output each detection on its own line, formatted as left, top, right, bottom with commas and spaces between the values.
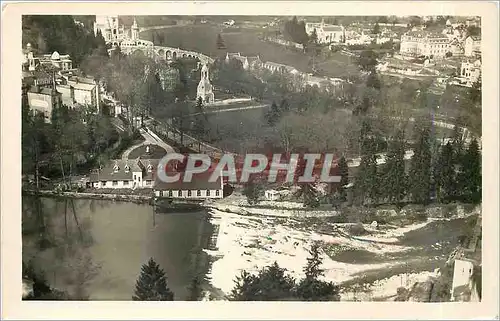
119, 40, 214, 65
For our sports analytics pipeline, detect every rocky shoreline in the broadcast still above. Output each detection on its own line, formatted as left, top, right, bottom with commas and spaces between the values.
23, 189, 153, 204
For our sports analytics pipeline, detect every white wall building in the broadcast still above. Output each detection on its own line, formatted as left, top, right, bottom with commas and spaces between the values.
464, 36, 481, 57
89, 158, 160, 189
154, 171, 224, 199
400, 31, 452, 58
450, 259, 480, 302
305, 20, 345, 44
225, 52, 262, 70
460, 59, 481, 86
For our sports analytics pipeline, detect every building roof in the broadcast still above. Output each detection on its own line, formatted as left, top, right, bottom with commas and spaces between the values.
246, 56, 261, 64
154, 170, 223, 191
67, 81, 96, 91
51, 51, 60, 60
69, 75, 95, 84
323, 25, 343, 32
32, 69, 53, 80
227, 52, 241, 58
89, 158, 160, 182
28, 87, 59, 96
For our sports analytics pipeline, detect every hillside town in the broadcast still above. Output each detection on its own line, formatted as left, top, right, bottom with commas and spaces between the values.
21, 15, 481, 304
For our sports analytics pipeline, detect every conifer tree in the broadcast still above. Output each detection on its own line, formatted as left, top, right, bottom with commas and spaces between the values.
353, 118, 379, 205
409, 124, 432, 204
451, 125, 466, 195
381, 131, 407, 204
309, 28, 318, 44
354, 149, 378, 205
302, 183, 320, 208
295, 243, 340, 301
230, 262, 295, 301
436, 142, 456, 201
303, 243, 324, 279
265, 101, 280, 126
337, 156, 349, 201
132, 258, 174, 301
461, 138, 481, 203
230, 270, 259, 301
242, 179, 264, 205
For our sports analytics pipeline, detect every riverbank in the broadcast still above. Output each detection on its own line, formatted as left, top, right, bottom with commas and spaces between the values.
22, 189, 205, 210
23, 189, 153, 205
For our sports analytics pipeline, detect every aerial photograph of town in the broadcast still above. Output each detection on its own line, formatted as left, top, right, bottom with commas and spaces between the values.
21, 14, 482, 302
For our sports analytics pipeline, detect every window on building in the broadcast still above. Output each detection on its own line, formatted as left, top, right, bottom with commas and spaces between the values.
123, 180, 129, 186
207, 190, 211, 196
101, 181, 106, 186
168, 190, 173, 197
112, 180, 118, 186
188, 190, 192, 197
197, 190, 201, 196
178, 190, 182, 197
134, 175, 136, 180
146, 180, 151, 186
216, 190, 220, 196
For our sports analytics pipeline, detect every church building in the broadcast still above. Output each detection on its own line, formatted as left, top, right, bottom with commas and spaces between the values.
196, 64, 215, 104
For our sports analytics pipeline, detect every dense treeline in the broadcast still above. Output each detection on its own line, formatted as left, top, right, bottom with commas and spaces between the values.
225, 49, 481, 207
22, 15, 107, 66
81, 47, 202, 125
22, 98, 119, 186
283, 16, 310, 45
353, 117, 481, 207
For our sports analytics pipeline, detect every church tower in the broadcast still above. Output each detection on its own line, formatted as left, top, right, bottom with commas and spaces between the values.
196, 64, 215, 104
131, 18, 139, 40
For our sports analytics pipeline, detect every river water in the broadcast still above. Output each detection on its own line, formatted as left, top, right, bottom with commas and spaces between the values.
22, 196, 213, 300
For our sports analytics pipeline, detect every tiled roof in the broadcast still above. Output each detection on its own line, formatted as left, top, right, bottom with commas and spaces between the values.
32, 69, 53, 79
28, 87, 58, 96
89, 158, 160, 182
154, 170, 223, 191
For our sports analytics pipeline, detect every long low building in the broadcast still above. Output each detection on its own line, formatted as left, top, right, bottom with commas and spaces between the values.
154, 171, 224, 200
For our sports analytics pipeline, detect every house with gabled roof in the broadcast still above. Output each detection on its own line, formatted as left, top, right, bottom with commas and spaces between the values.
89, 157, 160, 189
305, 19, 345, 44
225, 52, 262, 70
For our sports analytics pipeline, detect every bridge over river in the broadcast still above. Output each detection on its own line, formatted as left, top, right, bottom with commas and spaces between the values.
120, 40, 214, 65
